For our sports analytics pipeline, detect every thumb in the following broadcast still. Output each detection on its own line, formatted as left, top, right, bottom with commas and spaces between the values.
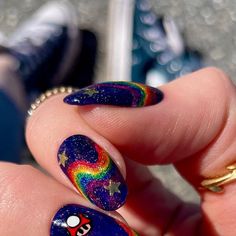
64, 67, 236, 236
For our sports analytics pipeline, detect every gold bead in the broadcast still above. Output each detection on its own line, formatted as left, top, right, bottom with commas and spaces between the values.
28, 87, 78, 116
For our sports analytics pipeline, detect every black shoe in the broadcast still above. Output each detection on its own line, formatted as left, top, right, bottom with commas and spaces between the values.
5, 1, 81, 98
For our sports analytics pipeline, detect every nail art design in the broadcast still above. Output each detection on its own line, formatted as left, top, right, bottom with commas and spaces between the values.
64, 81, 163, 107
58, 135, 128, 211
51, 204, 138, 236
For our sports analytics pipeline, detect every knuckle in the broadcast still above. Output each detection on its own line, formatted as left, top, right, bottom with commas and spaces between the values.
201, 67, 235, 105
203, 67, 232, 87
203, 66, 227, 78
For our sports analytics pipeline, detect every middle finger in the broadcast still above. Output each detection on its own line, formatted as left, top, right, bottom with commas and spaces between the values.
26, 93, 127, 212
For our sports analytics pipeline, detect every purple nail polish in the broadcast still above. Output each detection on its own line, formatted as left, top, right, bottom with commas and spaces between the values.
58, 135, 128, 211
64, 81, 163, 107
50, 204, 138, 236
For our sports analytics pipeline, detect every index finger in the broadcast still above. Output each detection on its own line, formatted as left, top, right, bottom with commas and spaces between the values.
26, 93, 128, 212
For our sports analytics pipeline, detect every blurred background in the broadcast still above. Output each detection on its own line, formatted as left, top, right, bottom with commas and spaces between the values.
1, 0, 235, 205
1, 0, 236, 82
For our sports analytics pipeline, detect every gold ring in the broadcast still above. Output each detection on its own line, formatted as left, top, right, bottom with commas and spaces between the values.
28, 87, 78, 116
201, 164, 236, 193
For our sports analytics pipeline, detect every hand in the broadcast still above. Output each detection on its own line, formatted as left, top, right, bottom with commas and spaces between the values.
0, 67, 235, 236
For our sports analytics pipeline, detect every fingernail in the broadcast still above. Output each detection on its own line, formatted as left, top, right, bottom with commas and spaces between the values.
64, 81, 163, 107
58, 135, 128, 211
51, 204, 138, 236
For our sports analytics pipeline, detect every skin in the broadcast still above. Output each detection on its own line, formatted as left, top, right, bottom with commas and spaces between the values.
0, 55, 27, 111
0, 67, 235, 235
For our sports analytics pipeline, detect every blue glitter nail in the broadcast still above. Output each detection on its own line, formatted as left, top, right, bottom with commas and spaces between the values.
64, 81, 163, 107
50, 204, 138, 236
58, 135, 128, 211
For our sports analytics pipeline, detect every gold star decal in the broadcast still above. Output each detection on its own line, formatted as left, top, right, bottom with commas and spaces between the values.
104, 180, 121, 196
58, 150, 68, 167
83, 89, 99, 97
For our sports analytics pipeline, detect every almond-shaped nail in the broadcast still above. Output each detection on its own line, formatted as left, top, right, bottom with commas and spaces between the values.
50, 204, 138, 236
64, 81, 164, 107
58, 135, 128, 211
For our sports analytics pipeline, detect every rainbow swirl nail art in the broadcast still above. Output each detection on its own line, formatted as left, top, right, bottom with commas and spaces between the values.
63, 81, 163, 107
58, 135, 128, 211
51, 204, 139, 236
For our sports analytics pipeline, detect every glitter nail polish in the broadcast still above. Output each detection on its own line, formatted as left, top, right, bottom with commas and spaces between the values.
50, 204, 138, 236
58, 135, 128, 211
63, 81, 163, 107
